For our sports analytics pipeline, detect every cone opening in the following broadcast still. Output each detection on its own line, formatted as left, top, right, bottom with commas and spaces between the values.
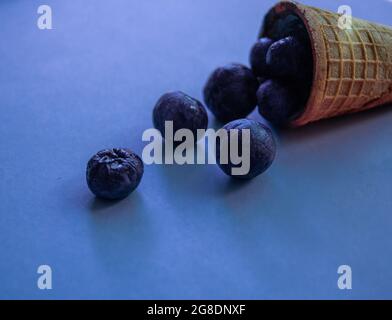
259, 2, 315, 124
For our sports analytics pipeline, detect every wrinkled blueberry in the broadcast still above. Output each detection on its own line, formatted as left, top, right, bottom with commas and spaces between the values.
203, 63, 259, 123
86, 148, 144, 200
266, 36, 311, 79
153, 91, 208, 141
249, 37, 274, 77
257, 79, 303, 126
216, 119, 276, 179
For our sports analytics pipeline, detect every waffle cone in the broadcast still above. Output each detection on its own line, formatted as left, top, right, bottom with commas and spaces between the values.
260, 1, 392, 126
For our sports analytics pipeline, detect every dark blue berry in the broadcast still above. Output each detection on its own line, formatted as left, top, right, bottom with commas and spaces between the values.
263, 13, 310, 44
203, 63, 259, 123
257, 79, 303, 126
153, 91, 208, 140
266, 36, 311, 79
86, 148, 144, 200
216, 119, 276, 179
249, 37, 274, 77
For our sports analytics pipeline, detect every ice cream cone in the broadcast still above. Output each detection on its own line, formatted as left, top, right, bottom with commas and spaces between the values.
260, 1, 392, 126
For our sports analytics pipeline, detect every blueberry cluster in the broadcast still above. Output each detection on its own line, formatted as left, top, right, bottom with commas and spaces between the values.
203, 25, 312, 127
250, 34, 313, 126
86, 12, 314, 199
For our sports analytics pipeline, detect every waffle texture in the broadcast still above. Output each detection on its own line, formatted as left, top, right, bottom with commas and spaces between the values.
261, 1, 392, 126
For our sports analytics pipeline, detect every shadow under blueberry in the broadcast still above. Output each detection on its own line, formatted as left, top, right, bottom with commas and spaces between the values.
87, 191, 146, 218
157, 137, 254, 197
219, 173, 276, 212
158, 161, 218, 197
89, 196, 123, 212
221, 174, 257, 194
158, 156, 280, 219
87, 191, 146, 220
209, 116, 224, 131
87, 192, 155, 273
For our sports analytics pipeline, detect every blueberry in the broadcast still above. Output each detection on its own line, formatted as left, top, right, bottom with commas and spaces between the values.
266, 36, 311, 79
86, 148, 144, 200
153, 91, 208, 141
216, 119, 276, 179
203, 63, 259, 123
257, 79, 303, 126
249, 37, 274, 77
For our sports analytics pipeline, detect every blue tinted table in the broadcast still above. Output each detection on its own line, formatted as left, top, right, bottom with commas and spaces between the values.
0, 0, 391, 299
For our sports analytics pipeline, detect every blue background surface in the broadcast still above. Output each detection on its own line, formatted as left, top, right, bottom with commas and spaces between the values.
0, 0, 391, 299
